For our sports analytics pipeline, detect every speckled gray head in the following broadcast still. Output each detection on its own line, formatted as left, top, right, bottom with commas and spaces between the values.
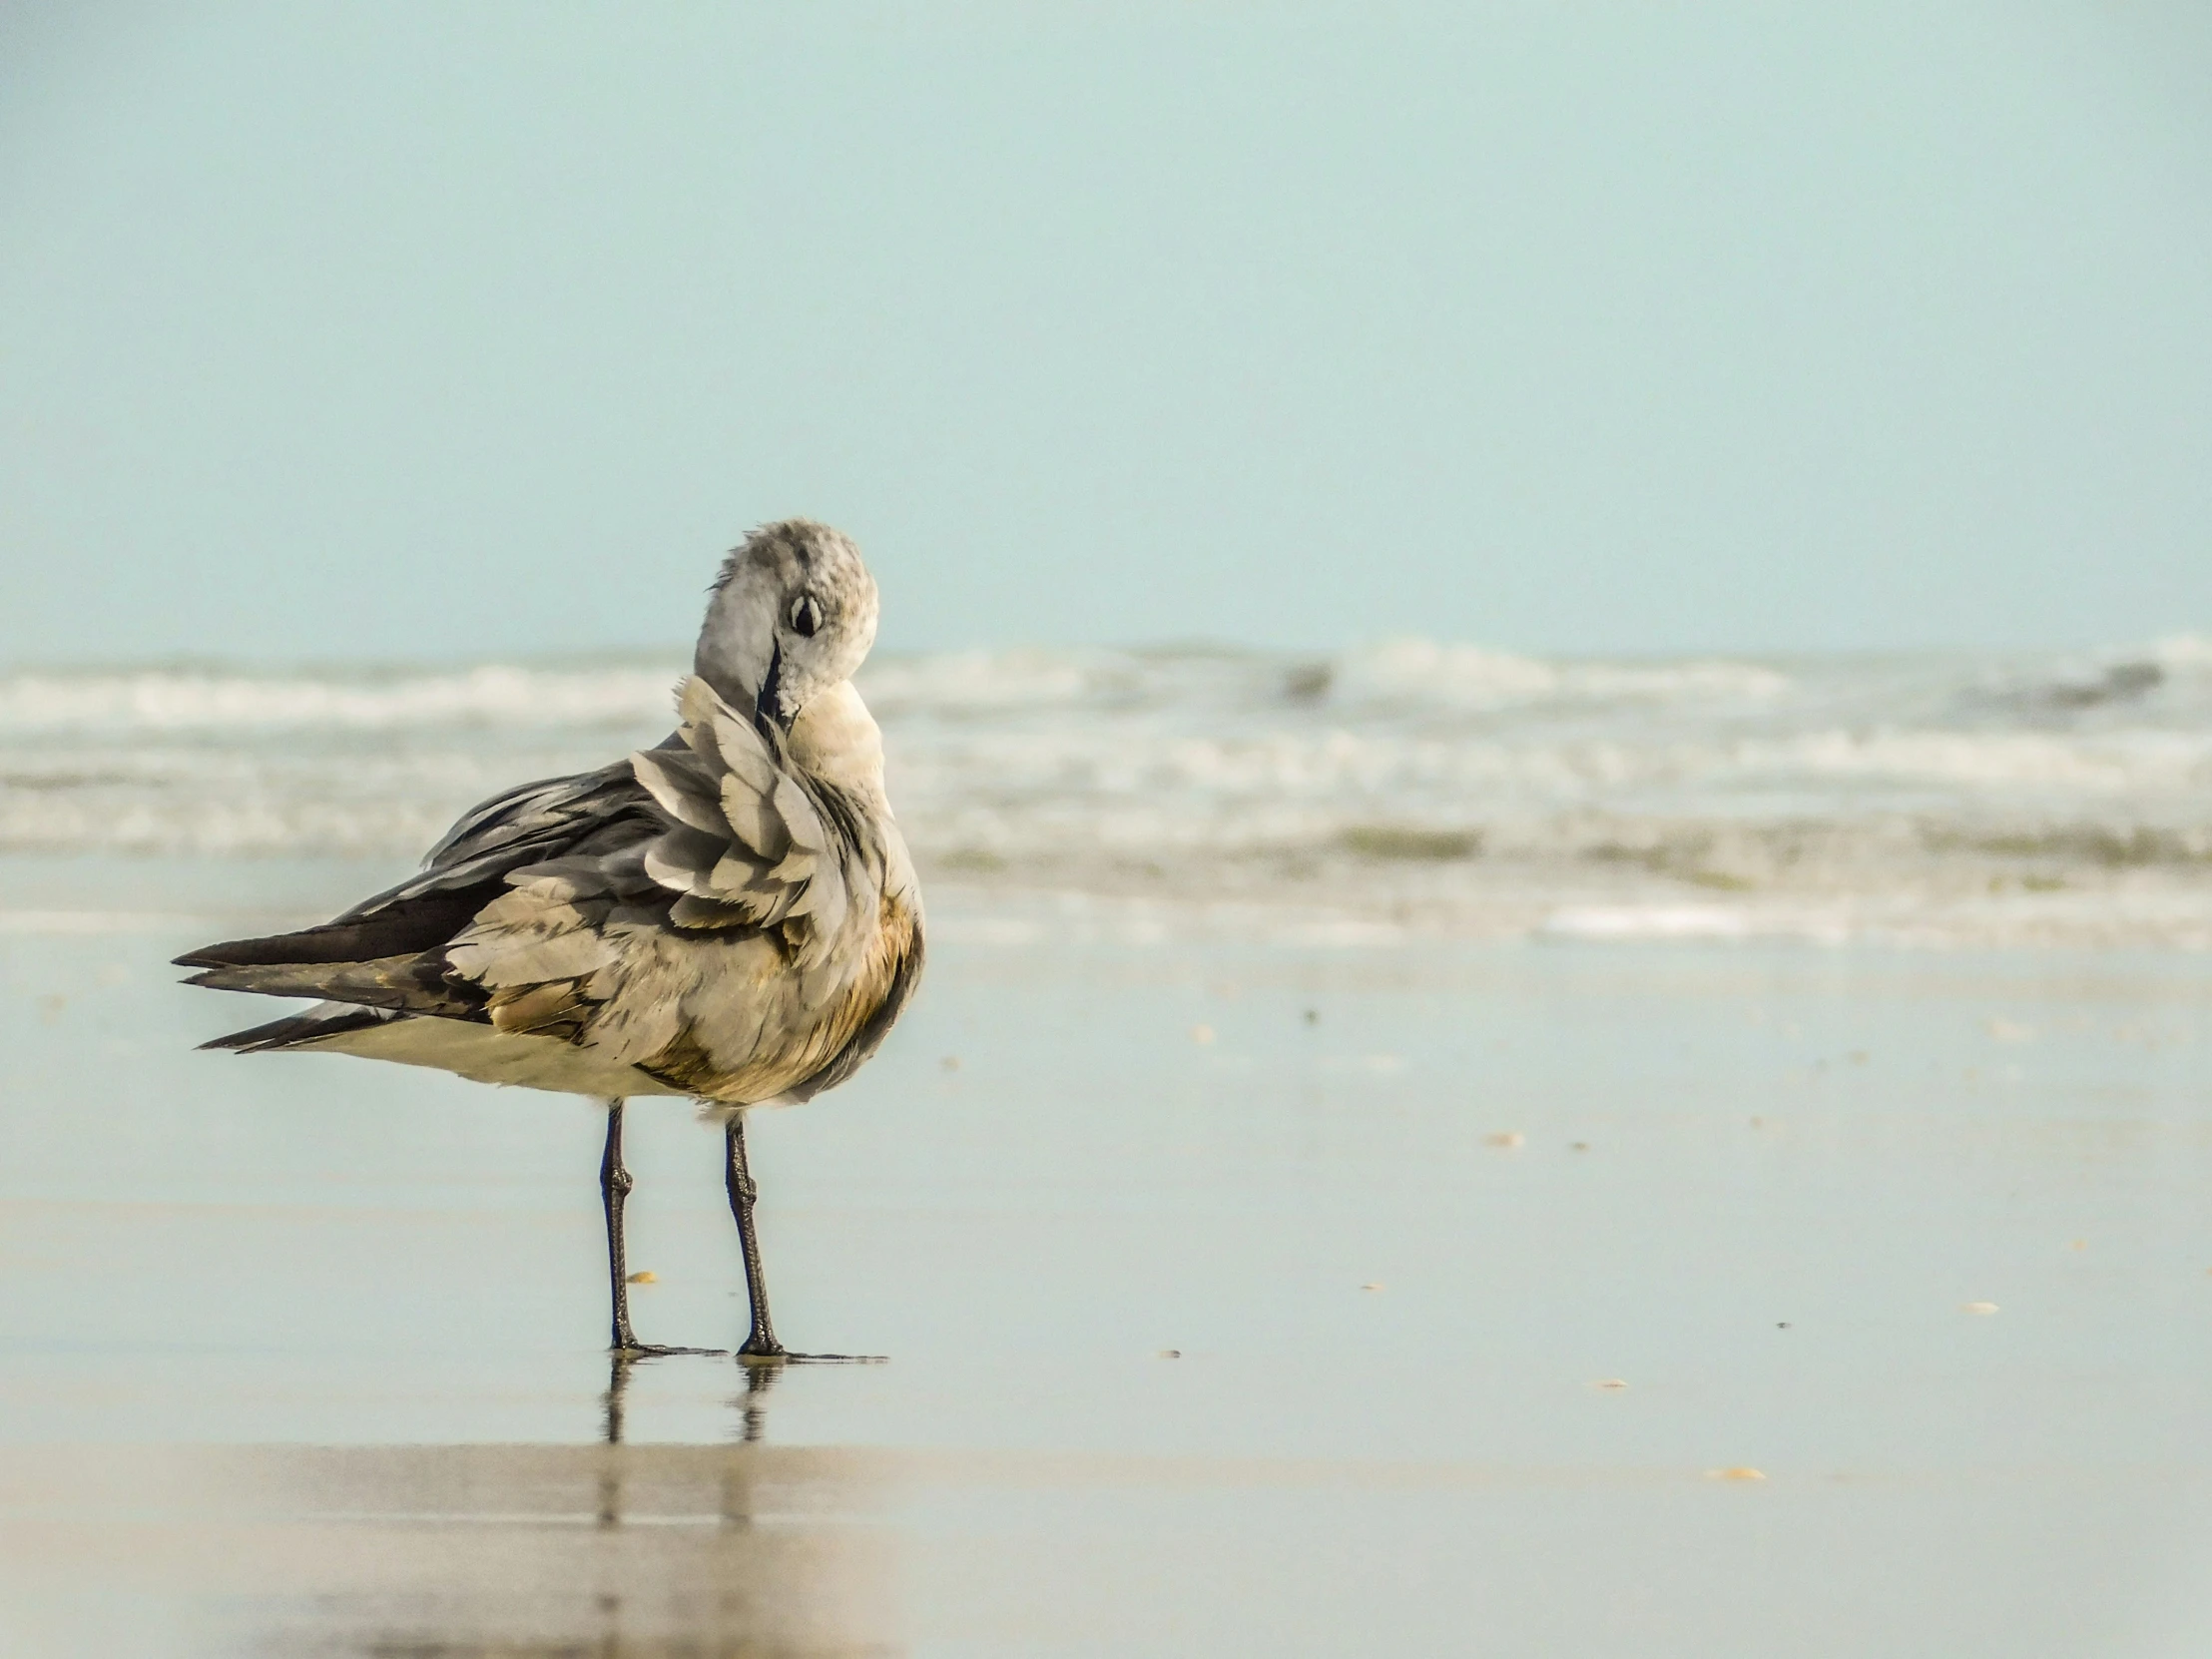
695, 519, 879, 731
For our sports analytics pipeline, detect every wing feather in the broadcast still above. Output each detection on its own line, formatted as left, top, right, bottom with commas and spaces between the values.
629, 676, 850, 957
630, 749, 727, 834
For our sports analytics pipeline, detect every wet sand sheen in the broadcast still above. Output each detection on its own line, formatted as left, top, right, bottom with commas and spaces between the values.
3, 874, 2211, 1653
3, 1436, 2204, 1656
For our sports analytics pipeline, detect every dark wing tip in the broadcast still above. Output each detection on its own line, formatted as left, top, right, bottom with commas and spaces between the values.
198, 1010, 294, 1050
173, 891, 500, 976
174, 934, 308, 970
198, 1007, 389, 1053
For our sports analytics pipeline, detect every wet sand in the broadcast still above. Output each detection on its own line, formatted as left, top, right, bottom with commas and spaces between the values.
3, 856, 2211, 1654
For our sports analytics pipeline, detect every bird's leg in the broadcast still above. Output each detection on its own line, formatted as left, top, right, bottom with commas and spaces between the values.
601, 1099, 639, 1351
725, 1112, 784, 1359
602, 1098, 721, 1359
724, 1112, 883, 1365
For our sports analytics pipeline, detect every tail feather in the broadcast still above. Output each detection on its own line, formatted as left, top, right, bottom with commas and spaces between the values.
173, 889, 493, 971
184, 951, 486, 1020
201, 1005, 394, 1053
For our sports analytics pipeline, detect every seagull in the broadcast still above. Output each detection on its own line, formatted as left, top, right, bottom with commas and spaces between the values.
175, 520, 924, 1362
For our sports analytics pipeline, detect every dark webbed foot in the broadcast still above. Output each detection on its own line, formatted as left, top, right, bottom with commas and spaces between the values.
737, 1343, 886, 1366
615, 1343, 728, 1360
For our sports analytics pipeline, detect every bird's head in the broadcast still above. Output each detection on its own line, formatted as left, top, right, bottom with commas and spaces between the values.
695, 519, 880, 734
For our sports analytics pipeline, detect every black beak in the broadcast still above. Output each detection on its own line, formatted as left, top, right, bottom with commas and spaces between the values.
753, 641, 789, 737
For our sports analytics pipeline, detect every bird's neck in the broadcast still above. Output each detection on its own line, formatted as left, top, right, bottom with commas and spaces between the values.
785, 681, 888, 808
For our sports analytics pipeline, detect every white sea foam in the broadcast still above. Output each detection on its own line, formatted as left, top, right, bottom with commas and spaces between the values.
0, 665, 678, 733
3, 639, 2208, 944
2151, 633, 2212, 670
1541, 905, 1759, 940
1540, 904, 1853, 944
1332, 639, 1791, 710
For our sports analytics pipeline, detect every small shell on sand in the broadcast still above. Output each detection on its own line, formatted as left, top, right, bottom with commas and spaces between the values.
1961, 1301, 1998, 1315
1190, 1024, 1215, 1044
1595, 1379, 1629, 1390
626, 1271, 657, 1285
1706, 1466, 1766, 1481
1485, 1131, 1525, 1149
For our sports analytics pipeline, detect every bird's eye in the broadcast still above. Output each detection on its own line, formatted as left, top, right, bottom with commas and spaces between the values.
789, 595, 824, 637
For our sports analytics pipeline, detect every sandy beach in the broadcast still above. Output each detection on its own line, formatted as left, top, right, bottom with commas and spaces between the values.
3, 854, 2209, 1654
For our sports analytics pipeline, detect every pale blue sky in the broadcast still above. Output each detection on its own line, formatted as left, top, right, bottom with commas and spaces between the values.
2, 3, 2209, 663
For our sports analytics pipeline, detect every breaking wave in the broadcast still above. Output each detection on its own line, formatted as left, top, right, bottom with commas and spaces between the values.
4, 636, 2209, 944
0, 665, 679, 734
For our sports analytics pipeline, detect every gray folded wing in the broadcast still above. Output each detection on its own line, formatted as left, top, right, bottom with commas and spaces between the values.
358, 759, 664, 917
174, 759, 662, 984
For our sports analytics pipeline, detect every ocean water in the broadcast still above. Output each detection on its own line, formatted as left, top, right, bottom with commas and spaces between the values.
3, 636, 2209, 946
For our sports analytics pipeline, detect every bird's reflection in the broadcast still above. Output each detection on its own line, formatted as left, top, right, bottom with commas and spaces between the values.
601, 1351, 781, 1448
597, 1354, 781, 1534
734, 1358, 779, 1446
338, 1356, 898, 1656
602, 1352, 631, 1448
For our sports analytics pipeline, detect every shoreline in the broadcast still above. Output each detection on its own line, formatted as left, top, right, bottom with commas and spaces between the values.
4, 851, 2212, 951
